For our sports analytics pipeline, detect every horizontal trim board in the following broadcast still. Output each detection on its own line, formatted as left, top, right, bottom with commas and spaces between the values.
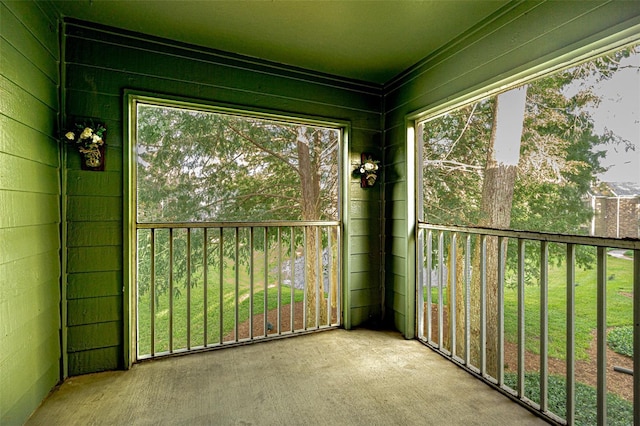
64, 57, 381, 117
64, 19, 382, 95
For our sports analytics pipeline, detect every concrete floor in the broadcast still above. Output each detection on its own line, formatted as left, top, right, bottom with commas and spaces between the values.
27, 329, 548, 425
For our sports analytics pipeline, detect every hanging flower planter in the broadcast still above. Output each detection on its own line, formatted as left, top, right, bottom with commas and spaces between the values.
63, 120, 107, 171
355, 153, 380, 188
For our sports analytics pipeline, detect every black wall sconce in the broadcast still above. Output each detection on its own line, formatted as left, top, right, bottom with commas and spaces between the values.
355, 153, 380, 188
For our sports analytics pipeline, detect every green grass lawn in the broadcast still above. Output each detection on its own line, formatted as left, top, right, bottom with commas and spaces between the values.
424, 254, 634, 360
137, 260, 305, 356
503, 254, 634, 360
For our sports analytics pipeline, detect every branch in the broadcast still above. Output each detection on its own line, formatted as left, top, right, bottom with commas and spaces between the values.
444, 102, 478, 160
226, 122, 302, 178
425, 159, 484, 172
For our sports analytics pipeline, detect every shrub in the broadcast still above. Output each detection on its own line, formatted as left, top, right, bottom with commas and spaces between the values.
608, 326, 633, 358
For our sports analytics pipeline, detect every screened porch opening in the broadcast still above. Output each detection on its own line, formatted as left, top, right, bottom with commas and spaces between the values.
414, 42, 640, 425
131, 98, 343, 360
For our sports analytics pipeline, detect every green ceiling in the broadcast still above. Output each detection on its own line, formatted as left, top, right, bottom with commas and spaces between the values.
50, 0, 510, 85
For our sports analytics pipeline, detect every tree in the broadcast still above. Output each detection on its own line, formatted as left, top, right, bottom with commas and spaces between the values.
420, 44, 638, 373
135, 106, 340, 327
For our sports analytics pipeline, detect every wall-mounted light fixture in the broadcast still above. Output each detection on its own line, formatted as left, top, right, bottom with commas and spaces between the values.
355, 153, 380, 188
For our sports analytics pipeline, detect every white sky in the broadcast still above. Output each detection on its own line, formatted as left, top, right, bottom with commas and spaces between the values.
590, 49, 640, 184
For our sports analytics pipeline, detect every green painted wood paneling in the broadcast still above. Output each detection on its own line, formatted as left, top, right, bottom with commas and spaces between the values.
67, 196, 122, 221
0, 3, 58, 80
0, 192, 59, 228
68, 296, 122, 326
0, 153, 59, 193
66, 171, 122, 197
67, 246, 122, 273
0, 1, 61, 424
0, 224, 59, 264
67, 322, 122, 352
64, 19, 382, 373
382, 0, 640, 336
67, 271, 122, 300
0, 116, 59, 165
67, 221, 122, 247
68, 346, 121, 376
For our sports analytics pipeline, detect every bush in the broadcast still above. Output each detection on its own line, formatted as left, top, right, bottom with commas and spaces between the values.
504, 373, 633, 425
608, 326, 633, 357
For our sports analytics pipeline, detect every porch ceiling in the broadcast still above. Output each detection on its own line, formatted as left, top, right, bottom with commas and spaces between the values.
50, 0, 510, 85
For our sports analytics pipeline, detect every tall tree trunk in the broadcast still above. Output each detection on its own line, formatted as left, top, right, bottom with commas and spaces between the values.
297, 128, 328, 327
469, 86, 527, 376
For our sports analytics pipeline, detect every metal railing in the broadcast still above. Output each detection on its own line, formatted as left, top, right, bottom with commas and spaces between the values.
136, 221, 341, 360
417, 223, 640, 425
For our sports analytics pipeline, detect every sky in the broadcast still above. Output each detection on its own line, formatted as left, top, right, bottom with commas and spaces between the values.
590, 48, 640, 184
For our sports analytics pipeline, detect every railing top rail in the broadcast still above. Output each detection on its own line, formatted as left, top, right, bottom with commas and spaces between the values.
418, 222, 640, 250
137, 220, 340, 229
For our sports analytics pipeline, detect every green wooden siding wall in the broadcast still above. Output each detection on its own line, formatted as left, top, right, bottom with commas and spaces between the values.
0, 1, 61, 424
63, 20, 383, 374
382, 0, 640, 337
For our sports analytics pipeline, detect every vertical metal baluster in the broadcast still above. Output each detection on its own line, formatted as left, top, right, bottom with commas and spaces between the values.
417, 228, 425, 340
235, 227, 239, 341
264, 227, 269, 336
426, 230, 433, 343
169, 228, 174, 353
277, 227, 282, 334
438, 231, 444, 349
303, 227, 308, 330
596, 246, 607, 425
540, 241, 549, 413
219, 228, 223, 344
497, 236, 505, 386
187, 229, 192, 350
336, 226, 341, 327
450, 232, 457, 358
249, 227, 254, 340
290, 227, 295, 331
465, 234, 471, 366
480, 235, 487, 376
633, 249, 640, 426
150, 229, 155, 357
517, 239, 525, 397
315, 226, 321, 328
203, 228, 208, 347
326, 226, 332, 326
566, 243, 576, 425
